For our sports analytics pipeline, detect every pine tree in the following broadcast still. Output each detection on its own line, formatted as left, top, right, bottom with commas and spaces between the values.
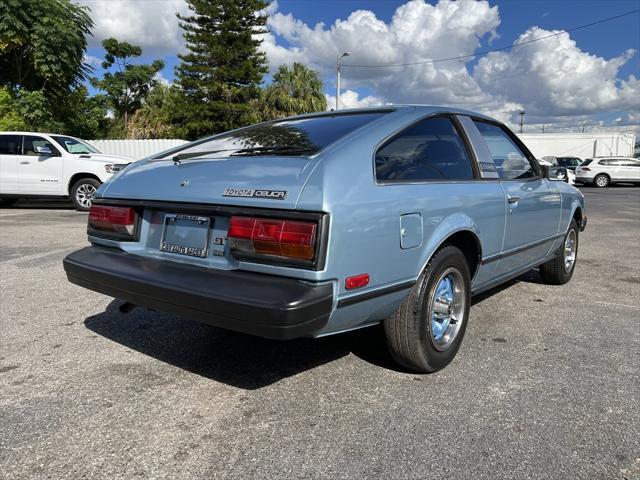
174, 0, 269, 139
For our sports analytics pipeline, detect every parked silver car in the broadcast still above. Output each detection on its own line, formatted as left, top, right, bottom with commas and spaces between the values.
575, 157, 640, 187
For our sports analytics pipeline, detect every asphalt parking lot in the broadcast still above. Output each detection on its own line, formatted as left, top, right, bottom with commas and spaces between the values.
1, 187, 639, 480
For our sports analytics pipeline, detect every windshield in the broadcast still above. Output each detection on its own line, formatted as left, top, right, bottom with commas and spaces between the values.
154, 111, 390, 160
51, 135, 100, 154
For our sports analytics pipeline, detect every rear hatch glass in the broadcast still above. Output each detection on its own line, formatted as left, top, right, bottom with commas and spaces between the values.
580, 159, 592, 166
154, 111, 390, 160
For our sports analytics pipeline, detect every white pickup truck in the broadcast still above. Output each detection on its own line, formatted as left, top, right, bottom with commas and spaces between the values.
0, 132, 130, 210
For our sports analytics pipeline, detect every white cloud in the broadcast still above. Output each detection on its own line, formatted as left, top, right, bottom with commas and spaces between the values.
262, 0, 501, 111
77, 0, 189, 54
474, 27, 639, 118
263, 0, 639, 131
153, 72, 171, 87
324, 90, 385, 110
83, 54, 102, 69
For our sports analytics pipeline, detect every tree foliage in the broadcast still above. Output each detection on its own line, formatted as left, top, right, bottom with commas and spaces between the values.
0, 0, 93, 93
128, 84, 181, 139
257, 62, 326, 121
0, 87, 26, 130
90, 38, 164, 134
173, 0, 269, 139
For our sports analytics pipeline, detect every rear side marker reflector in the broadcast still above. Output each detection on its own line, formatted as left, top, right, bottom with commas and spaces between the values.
345, 274, 370, 290
228, 216, 317, 261
88, 205, 137, 237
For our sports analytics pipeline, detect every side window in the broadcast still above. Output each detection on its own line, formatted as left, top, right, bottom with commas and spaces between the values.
620, 160, 640, 167
375, 116, 475, 182
473, 121, 537, 180
22, 136, 59, 156
0, 135, 21, 155
599, 159, 620, 166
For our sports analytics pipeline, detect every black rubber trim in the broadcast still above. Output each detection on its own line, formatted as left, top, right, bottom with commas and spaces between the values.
481, 232, 564, 265
337, 280, 416, 308
63, 246, 333, 340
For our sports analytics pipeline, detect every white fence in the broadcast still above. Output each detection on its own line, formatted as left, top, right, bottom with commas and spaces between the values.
88, 132, 636, 162
87, 139, 189, 160
517, 132, 636, 159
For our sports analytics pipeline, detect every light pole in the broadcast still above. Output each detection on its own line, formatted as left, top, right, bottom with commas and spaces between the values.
336, 52, 350, 110
519, 110, 525, 133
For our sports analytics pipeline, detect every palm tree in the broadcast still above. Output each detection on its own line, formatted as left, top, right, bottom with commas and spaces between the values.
257, 63, 327, 120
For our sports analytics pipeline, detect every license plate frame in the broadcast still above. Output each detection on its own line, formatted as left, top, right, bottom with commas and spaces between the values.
160, 214, 211, 258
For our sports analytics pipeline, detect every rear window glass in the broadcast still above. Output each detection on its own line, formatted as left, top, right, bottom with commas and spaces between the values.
581, 159, 592, 166
156, 111, 390, 159
0, 135, 21, 155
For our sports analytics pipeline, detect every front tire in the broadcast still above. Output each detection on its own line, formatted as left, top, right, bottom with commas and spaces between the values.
593, 174, 609, 188
384, 245, 471, 373
540, 220, 579, 285
70, 178, 100, 211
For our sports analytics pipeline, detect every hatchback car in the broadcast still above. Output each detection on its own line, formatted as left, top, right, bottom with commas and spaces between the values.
575, 157, 640, 187
64, 106, 586, 372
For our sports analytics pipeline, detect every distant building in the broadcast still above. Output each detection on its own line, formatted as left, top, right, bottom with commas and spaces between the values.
517, 132, 636, 159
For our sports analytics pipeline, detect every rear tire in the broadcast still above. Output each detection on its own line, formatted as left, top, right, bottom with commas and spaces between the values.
70, 178, 100, 211
384, 245, 471, 373
540, 220, 579, 285
0, 198, 18, 207
593, 174, 609, 188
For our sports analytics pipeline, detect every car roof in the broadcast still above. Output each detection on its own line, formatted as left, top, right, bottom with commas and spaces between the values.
281, 104, 497, 122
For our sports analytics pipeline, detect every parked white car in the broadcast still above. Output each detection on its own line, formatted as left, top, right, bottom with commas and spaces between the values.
575, 157, 640, 187
538, 157, 575, 185
0, 132, 130, 210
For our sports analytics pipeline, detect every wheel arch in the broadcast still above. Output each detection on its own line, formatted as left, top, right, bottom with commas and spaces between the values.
68, 173, 101, 195
418, 219, 483, 284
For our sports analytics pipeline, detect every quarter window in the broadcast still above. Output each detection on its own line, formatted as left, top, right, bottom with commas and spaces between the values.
473, 121, 537, 180
620, 160, 640, 167
22, 136, 58, 156
375, 116, 474, 182
0, 135, 21, 155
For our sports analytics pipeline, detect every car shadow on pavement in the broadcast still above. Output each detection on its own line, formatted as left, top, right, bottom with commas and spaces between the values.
0, 200, 75, 210
84, 300, 398, 389
84, 269, 549, 388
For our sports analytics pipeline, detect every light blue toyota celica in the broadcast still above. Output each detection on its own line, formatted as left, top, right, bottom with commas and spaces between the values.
64, 105, 586, 372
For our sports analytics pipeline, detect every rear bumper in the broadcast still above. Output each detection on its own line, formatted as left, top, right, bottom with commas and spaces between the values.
63, 246, 333, 339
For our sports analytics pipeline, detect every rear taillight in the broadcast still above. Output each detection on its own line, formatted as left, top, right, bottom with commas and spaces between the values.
228, 216, 317, 262
88, 205, 137, 238
580, 167, 591, 171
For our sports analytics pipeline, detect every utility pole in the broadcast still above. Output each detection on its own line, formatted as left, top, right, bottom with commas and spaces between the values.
519, 110, 525, 134
336, 52, 351, 110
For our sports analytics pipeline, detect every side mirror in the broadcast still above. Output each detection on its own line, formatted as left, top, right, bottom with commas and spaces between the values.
546, 166, 568, 181
35, 145, 54, 156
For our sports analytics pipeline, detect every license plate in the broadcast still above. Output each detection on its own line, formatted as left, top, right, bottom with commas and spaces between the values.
160, 214, 211, 258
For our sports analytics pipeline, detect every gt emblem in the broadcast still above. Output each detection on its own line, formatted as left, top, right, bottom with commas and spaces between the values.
180, 179, 190, 187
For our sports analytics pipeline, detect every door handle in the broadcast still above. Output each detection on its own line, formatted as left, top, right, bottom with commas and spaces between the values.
20, 161, 30, 165
507, 195, 520, 204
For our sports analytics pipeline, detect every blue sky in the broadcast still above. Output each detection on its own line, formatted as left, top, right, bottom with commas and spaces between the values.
81, 0, 640, 132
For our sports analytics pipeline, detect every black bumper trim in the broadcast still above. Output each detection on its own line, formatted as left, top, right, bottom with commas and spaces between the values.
336, 280, 415, 308
63, 246, 333, 340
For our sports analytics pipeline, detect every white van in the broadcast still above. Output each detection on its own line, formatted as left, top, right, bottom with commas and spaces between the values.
0, 132, 130, 210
